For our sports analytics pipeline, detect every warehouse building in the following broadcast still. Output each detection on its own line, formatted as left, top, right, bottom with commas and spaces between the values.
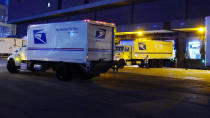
8, 0, 210, 68
0, 0, 16, 37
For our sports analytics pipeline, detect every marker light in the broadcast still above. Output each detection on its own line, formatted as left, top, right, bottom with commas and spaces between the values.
84, 19, 90, 22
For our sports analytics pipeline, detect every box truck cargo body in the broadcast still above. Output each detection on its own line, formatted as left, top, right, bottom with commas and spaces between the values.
7, 20, 115, 80
115, 39, 174, 68
0, 38, 22, 57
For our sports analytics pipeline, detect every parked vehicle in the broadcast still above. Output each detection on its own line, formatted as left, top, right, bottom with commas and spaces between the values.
7, 20, 115, 81
0, 38, 22, 57
114, 39, 174, 68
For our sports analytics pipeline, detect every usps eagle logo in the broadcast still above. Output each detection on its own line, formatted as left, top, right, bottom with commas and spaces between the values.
33, 30, 47, 44
95, 29, 106, 39
139, 43, 146, 50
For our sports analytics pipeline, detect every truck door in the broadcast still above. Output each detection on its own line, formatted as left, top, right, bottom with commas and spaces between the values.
123, 46, 131, 60
87, 24, 114, 61
20, 39, 27, 60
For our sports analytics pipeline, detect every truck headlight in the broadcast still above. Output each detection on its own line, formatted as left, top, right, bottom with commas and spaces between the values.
15, 57, 20, 62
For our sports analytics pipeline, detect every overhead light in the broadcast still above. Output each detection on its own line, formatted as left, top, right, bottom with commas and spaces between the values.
48, 2, 51, 8
138, 32, 143, 35
198, 27, 205, 32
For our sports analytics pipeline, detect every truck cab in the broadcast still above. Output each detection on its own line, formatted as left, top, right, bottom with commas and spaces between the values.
115, 45, 132, 61
7, 37, 27, 72
114, 45, 133, 67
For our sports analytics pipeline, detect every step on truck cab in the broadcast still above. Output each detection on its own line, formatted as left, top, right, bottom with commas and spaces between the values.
7, 20, 115, 81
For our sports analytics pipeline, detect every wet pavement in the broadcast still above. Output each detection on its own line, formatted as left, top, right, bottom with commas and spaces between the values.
0, 61, 210, 118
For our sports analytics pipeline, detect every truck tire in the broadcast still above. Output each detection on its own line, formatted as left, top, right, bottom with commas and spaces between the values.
7, 59, 19, 73
118, 59, 126, 69
138, 60, 144, 68
55, 64, 72, 81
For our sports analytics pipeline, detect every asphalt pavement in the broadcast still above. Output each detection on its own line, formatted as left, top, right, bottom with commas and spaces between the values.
0, 61, 210, 118
0, 59, 6, 66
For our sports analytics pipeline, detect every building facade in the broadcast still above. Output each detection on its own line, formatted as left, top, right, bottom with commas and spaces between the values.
8, 0, 210, 68
0, 0, 16, 38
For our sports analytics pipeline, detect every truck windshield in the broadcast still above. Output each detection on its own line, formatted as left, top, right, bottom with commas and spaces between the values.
116, 46, 124, 52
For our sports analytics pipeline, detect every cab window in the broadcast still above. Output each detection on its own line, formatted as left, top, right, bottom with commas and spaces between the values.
116, 46, 124, 52
124, 47, 130, 52
22, 40, 26, 47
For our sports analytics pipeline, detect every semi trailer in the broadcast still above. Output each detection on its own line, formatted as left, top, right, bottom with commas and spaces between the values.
115, 39, 174, 68
7, 20, 115, 81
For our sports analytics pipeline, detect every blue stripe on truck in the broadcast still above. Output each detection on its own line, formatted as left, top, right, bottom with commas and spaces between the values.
28, 48, 112, 52
28, 48, 84, 51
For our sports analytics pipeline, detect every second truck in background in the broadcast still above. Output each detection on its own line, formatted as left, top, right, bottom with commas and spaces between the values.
115, 39, 174, 68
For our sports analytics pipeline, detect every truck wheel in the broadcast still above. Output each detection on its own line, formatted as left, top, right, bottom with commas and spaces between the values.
56, 64, 72, 81
7, 59, 19, 73
118, 59, 126, 69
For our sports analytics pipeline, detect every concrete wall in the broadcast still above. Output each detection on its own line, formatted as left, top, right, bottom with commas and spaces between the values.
69, 12, 95, 21
188, 0, 210, 19
9, 0, 58, 20
62, 0, 85, 9
133, 0, 186, 23
96, 6, 132, 25
9, 0, 210, 36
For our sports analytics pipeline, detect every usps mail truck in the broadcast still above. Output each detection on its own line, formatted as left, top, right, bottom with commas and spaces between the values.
7, 20, 115, 81
115, 39, 174, 68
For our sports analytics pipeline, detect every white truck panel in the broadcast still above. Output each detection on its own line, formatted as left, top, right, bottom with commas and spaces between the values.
87, 24, 113, 61
26, 21, 114, 63
26, 21, 88, 63
205, 16, 210, 66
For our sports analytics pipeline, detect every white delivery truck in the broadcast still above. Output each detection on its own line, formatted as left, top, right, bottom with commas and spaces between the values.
114, 39, 174, 68
7, 20, 115, 81
0, 38, 22, 57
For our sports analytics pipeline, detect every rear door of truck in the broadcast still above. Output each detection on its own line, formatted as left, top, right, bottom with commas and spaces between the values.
87, 23, 114, 61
